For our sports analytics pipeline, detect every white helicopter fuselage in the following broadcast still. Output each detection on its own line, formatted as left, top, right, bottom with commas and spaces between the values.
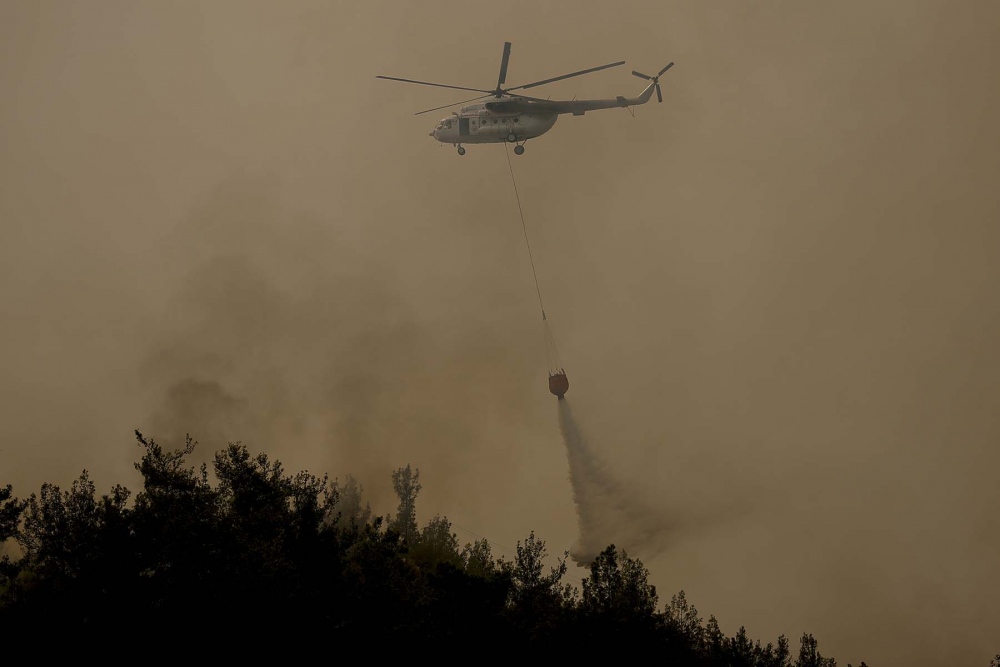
430, 103, 557, 145
429, 79, 658, 148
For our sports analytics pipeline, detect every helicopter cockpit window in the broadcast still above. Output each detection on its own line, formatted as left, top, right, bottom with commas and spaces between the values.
443, 119, 453, 129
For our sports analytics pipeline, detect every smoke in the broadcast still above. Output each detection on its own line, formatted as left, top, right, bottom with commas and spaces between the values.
558, 399, 675, 566
133, 175, 544, 518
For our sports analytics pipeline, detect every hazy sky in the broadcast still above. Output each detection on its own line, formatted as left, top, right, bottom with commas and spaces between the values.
2, 1, 998, 664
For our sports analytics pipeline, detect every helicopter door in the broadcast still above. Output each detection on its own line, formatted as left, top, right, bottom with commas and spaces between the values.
459, 116, 470, 137
469, 115, 480, 136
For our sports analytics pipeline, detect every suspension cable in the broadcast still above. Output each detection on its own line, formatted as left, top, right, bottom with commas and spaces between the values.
504, 143, 545, 320
504, 144, 564, 373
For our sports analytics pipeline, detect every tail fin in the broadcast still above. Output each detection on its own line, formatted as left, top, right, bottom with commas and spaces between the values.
636, 81, 657, 104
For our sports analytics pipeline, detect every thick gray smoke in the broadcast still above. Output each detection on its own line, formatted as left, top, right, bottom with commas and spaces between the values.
558, 399, 674, 566
133, 176, 544, 519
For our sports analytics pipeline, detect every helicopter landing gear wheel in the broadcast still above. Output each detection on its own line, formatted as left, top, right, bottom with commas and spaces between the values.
457, 146, 466, 156
507, 132, 517, 143
514, 145, 525, 156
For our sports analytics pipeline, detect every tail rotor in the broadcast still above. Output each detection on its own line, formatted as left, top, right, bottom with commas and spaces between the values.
631, 61, 673, 102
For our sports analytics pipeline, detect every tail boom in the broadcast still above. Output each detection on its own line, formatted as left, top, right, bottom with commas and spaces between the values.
555, 61, 671, 115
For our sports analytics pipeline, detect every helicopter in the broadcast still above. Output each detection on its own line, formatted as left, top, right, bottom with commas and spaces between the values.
377, 42, 673, 155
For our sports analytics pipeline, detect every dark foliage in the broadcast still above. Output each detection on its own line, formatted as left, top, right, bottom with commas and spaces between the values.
0, 432, 882, 662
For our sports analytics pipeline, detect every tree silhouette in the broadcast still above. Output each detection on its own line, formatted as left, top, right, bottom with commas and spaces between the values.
0, 484, 26, 586
389, 464, 421, 545
582, 544, 658, 620
0, 431, 865, 661
796, 632, 838, 667
410, 514, 461, 569
0, 485, 23, 543
328, 474, 371, 530
505, 530, 573, 645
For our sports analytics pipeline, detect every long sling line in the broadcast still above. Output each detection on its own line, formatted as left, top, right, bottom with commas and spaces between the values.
504, 143, 546, 321
504, 143, 563, 373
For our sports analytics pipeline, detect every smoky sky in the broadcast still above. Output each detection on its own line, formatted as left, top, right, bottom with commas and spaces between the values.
2, 2, 999, 665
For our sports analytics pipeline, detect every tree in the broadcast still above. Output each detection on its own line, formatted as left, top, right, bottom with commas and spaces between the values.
509, 531, 568, 601
328, 474, 371, 530
504, 531, 572, 644
0, 484, 26, 584
418, 529, 512, 646
461, 538, 499, 578
17, 472, 129, 580
129, 431, 221, 623
336, 517, 424, 637
389, 464, 420, 545
727, 626, 762, 667
664, 589, 703, 643
767, 635, 793, 667
0, 485, 23, 544
704, 615, 727, 663
580, 544, 660, 645
5, 469, 132, 627
409, 514, 461, 569
796, 632, 837, 667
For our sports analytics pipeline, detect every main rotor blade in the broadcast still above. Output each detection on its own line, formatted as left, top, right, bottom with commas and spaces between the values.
658, 62, 674, 77
656, 83, 662, 103
376, 75, 492, 94
632, 70, 652, 80
414, 94, 491, 115
506, 60, 625, 91
497, 42, 512, 89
